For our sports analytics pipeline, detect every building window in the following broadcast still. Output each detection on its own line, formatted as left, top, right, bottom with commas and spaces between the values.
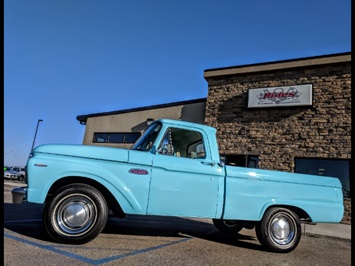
220, 155, 259, 168
93, 132, 141, 144
295, 158, 350, 198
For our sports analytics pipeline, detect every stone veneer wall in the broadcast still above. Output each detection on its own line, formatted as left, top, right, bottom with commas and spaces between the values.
204, 61, 351, 224
342, 198, 351, 225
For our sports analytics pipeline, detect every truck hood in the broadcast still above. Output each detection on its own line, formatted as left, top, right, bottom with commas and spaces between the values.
34, 144, 129, 163
225, 166, 342, 188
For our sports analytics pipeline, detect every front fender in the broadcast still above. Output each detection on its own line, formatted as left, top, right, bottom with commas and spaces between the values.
26, 155, 151, 214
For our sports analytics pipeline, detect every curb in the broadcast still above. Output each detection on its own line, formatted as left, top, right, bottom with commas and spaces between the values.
304, 232, 351, 242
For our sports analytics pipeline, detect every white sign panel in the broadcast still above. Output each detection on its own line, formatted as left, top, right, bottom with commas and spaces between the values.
247, 84, 313, 108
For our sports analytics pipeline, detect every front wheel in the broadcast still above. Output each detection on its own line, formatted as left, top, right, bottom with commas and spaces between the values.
256, 207, 301, 253
212, 219, 244, 234
43, 184, 108, 244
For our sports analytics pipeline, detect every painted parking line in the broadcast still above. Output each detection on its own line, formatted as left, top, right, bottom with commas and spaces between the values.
4, 232, 193, 265
93, 237, 192, 265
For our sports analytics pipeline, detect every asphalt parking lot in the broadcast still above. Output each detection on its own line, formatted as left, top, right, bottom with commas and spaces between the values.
4, 180, 351, 266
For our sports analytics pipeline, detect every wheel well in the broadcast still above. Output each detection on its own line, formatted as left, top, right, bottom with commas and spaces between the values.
46, 176, 126, 218
264, 205, 311, 222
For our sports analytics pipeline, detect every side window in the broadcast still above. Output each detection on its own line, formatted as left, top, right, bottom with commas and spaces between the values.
187, 141, 205, 159
157, 127, 206, 159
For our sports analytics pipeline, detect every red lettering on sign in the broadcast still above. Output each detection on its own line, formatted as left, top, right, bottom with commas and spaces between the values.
263, 92, 296, 99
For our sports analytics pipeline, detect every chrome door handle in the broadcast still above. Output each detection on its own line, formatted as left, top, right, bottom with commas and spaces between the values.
201, 161, 215, 166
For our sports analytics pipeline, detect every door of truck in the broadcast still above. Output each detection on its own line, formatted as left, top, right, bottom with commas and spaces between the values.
147, 126, 224, 218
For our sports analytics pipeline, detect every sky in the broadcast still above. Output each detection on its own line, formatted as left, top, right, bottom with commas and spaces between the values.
4, 0, 351, 167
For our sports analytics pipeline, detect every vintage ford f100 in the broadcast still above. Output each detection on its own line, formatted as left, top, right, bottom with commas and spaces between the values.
13, 119, 344, 252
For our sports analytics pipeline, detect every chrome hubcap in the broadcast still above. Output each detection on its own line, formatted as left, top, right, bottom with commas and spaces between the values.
270, 214, 295, 245
55, 195, 97, 236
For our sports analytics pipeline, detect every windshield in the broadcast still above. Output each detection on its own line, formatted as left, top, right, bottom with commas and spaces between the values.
131, 122, 162, 151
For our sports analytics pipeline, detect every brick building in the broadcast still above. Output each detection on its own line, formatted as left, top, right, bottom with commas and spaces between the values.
203, 52, 351, 224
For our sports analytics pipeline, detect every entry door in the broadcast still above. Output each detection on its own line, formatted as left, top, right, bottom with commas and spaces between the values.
147, 154, 222, 218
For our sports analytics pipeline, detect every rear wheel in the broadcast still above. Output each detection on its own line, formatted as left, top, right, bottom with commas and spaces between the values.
43, 184, 108, 244
256, 207, 301, 253
212, 219, 243, 234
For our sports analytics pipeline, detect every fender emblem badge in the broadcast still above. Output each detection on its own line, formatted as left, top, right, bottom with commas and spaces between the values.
129, 168, 149, 175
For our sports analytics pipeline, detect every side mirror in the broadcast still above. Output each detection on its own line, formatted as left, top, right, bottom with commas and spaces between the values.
150, 145, 157, 154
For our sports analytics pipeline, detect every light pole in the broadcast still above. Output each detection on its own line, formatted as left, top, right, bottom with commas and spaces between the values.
31, 119, 43, 153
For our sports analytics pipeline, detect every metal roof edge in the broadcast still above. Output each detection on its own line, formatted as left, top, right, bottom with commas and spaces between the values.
204, 52, 351, 79
76, 97, 207, 123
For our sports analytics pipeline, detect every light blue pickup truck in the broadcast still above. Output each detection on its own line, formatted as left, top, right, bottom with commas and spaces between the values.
14, 119, 344, 252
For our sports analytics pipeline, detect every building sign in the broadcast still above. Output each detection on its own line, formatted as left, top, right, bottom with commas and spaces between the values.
247, 84, 312, 108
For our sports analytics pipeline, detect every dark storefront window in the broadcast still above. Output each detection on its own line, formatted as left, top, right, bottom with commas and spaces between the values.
220, 154, 259, 168
93, 132, 141, 144
295, 158, 350, 198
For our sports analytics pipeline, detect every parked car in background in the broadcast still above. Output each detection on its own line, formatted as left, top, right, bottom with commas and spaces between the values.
4, 168, 18, 180
11, 166, 26, 181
